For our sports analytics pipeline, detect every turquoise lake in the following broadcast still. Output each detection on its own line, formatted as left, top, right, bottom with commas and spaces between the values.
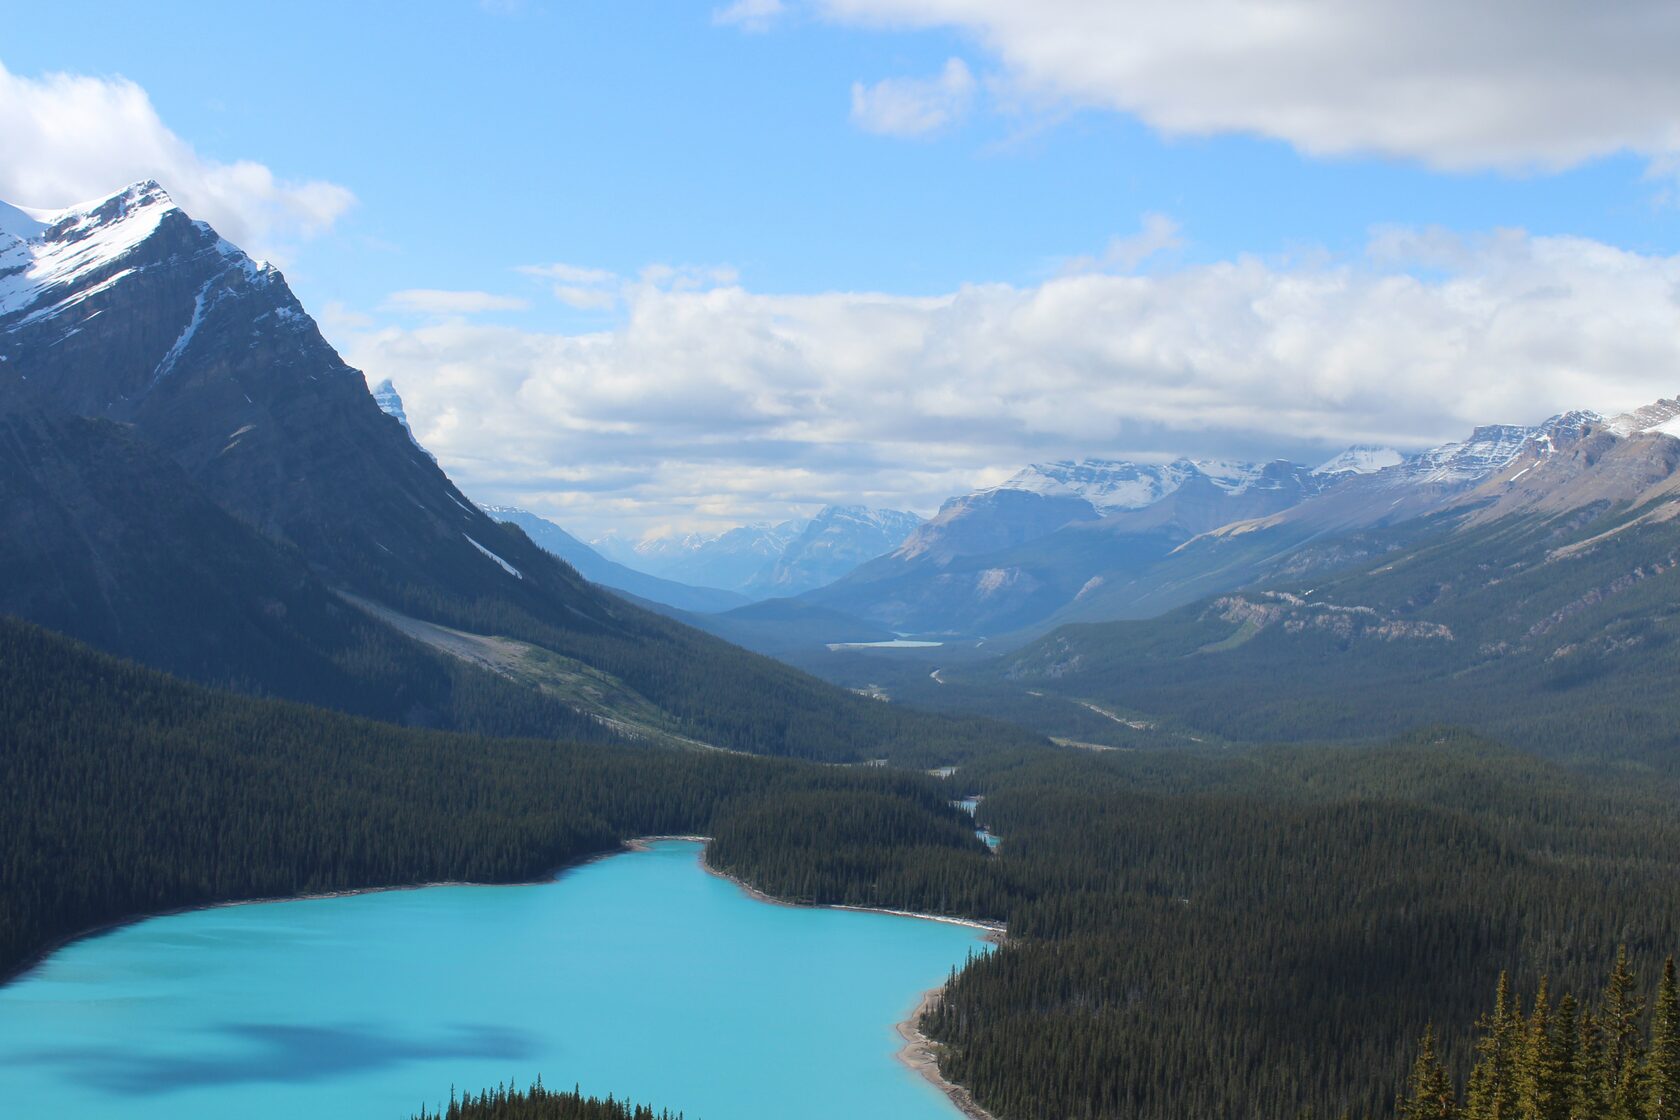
0, 840, 988, 1119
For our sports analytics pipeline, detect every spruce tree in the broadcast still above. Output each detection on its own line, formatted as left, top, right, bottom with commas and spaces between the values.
1577, 1008, 1611, 1120
1518, 978, 1568, 1120
1400, 1025, 1458, 1120
1649, 956, 1680, 1120
1604, 946, 1650, 1120
1468, 974, 1524, 1120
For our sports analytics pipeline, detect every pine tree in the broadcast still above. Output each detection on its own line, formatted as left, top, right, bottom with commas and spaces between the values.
1400, 1025, 1458, 1120
1649, 956, 1680, 1120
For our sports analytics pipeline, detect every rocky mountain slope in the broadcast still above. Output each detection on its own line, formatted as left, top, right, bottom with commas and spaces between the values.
744, 505, 923, 597
956, 407, 1680, 756
0, 180, 1035, 762
800, 457, 1329, 636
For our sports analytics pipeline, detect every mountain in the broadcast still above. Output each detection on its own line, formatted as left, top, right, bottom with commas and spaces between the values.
1313, 445, 1403, 476
800, 457, 1327, 636
0, 180, 1040, 762
949, 405, 1680, 757
743, 504, 923, 597
599, 520, 807, 591
480, 504, 749, 613
596, 505, 922, 599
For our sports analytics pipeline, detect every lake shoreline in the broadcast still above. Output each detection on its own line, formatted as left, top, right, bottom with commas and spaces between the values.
659, 836, 1005, 1120
0, 841, 642, 988
896, 986, 997, 1120
8, 834, 1003, 1120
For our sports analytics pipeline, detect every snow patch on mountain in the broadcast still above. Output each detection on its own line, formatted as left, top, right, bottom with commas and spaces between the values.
1314, 445, 1403, 476
1, 181, 275, 328
997, 459, 1194, 512
1608, 397, 1680, 438
465, 534, 523, 579
369, 378, 436, 460
0, 199, 47, 244
996, 456, 1297, 512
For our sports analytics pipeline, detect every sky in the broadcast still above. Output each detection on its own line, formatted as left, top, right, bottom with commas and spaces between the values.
5, 0, 1680, 539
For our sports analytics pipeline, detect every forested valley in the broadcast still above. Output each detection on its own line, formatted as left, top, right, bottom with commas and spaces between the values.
8, 613, 1680, 1120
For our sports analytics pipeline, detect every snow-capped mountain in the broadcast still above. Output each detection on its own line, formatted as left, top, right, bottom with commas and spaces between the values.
594, 507, 920, 598
1607, 397, 1680, 438
995, 457, 1298, 513
3, 178, 952, 759
1313, 445, 1403, 476
599, 520, 808, 592
370, 378, 435, 459
1393, 413, 1602, 486
745, 505, 923, 596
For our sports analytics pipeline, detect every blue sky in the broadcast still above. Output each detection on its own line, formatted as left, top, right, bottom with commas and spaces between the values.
6, 1, 1680, 536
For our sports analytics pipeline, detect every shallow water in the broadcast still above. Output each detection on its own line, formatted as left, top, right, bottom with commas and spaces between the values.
824, 639, 944, 649
0, 840, 987, 1119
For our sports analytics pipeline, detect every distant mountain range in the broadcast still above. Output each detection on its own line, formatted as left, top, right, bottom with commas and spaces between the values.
590, 504, 923, 598
477, 503, 750, 614
962, 399, 1680, 753
786, 411, 1670, 640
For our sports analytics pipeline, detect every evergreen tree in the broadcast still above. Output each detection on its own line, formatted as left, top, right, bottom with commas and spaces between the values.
1517, 978, 1568, 1120
1604, 946, 1650, 1120
1576, 1008, 1611, 1120
1399, 1025, 1458, 1120
1468, 974, 1524, 1120
1649, 956, 1680, 1120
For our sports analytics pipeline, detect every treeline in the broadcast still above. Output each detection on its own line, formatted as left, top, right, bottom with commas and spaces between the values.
413, 1081, 681, 1120
0, 614, 981, 983
1397, 950, 1680, 1120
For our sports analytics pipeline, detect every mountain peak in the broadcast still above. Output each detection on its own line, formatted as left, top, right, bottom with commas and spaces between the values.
1313, 445, 1403, 476
0, 178, 233, 325
1607, 396, 1680, 439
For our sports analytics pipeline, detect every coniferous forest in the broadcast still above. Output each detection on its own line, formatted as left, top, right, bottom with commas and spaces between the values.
411, 1082, 682, 1120
7, 613, 1680, 1119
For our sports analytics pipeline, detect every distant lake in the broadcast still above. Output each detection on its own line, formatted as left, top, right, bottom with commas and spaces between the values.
0, 840, 987, 1120
826, 639, 945, 650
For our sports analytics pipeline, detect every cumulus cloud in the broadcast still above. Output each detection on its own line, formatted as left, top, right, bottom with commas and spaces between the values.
851, 58, 976, 137
0, 61, 353, 256
384, 289, 530, 315
344, 227, 1680, 538
820, 0, 1680, 172
713, 0, 786, 32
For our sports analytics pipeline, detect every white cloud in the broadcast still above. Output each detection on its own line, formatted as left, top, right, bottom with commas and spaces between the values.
344, 226, 1680, 538
820, 0, 1680, 172
0, 62, 353, 257
713, 0, 786, 32
384, 289, 530, 315
520, 262, 623, 309
851, 58, 976, 138
1062, 213, 1183, 274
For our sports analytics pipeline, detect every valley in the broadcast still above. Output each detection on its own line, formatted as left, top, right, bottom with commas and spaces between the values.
6, 26, 1680, 1115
